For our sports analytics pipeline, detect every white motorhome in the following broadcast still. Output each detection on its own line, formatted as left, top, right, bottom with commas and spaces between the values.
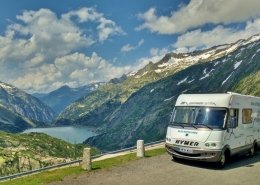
165, 92, 260, 167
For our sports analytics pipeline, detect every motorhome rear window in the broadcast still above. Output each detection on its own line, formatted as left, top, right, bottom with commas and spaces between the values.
242, 109, 252, 124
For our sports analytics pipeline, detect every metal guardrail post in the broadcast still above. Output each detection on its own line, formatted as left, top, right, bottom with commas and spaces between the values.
82, 148, 91, 170
136, 140, 145, 157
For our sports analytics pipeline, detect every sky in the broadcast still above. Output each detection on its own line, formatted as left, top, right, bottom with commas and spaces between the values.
0, 0, 260, 93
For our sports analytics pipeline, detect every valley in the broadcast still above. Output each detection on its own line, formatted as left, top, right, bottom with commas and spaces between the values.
0, 34, 259, 177
0, 1, 260, 182
57, 34, 260, 151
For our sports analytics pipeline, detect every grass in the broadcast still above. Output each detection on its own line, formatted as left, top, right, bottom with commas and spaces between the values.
0, 157, 4, 164
0, 148, 166, 185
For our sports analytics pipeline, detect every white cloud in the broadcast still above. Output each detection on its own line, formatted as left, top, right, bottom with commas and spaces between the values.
121, 44, 135, 53
97, 17, 125, 42
63, 7, 125, 42
132, 47, 169, 71
0, 8, 125, 92
137, 0, 260, 34
62, 7, 102, 22
138, 39, 144, 46
150, 47, 168, 56
11, 52, 132, 92
121, 39, 144, 53
173, 18, 260, 49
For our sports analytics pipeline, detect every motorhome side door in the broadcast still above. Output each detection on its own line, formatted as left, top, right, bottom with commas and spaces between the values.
224, 109, 244, 152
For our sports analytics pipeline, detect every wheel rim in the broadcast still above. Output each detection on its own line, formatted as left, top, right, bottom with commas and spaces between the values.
220, 153, 225, 165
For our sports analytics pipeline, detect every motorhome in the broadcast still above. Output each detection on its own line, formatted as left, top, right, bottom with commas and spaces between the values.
165, 92, 260, 167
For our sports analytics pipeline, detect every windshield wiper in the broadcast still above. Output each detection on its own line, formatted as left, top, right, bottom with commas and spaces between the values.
178, 123, 198, 129
182, 123, 198, 129
169, 122, 184, 128
169, 122, 199, 129
195, 123, 213, 130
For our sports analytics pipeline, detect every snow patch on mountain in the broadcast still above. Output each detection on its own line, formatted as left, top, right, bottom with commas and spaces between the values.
177, 77, 188, 85
222, 58, 227, 63
127, 71, 137, 77
242, 34, 260, 46
0, 82, 17, 94
213, 61, 220, 66
235, 52, 241, 58
234, 61, 242, 69
164, 96, 174, 102
222, 72, 234, 86
200, 69, 215, 80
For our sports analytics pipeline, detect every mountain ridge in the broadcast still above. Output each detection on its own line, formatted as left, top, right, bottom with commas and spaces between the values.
33, 83, 102, 115
56, 33, 260, 128
0, 81, 55, 132
85, 37, 260, 151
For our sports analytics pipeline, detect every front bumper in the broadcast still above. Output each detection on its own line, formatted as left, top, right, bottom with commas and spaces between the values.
165, 143, 222, 162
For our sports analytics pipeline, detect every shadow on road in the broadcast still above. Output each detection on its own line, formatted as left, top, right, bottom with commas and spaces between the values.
171, 151, 260, 170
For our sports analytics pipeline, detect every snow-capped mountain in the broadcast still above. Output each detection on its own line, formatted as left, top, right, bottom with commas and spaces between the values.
85, 34, 260, 151
132, 33, 260, 78
0, 81, 55, 131
51, 33, 260, 151
57, 33, 260, 129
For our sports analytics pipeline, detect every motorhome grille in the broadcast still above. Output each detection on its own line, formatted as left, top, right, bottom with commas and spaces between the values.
174, 150, 201, 157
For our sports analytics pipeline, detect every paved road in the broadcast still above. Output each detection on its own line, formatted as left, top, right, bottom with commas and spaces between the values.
49, 151, 260, 185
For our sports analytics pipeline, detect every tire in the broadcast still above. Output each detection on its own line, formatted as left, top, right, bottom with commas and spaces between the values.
172, 155, 179, 162
217, 151, 228, 168
248, 143, 256, 157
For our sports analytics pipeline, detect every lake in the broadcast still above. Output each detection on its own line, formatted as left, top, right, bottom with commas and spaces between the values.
23, 126, 96, 144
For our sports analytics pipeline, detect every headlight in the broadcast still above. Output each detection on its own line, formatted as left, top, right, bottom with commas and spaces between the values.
211, 143, 217, 147
166, 137, 171, 142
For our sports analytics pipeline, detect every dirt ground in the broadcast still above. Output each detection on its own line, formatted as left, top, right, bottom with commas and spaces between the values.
48, 151, 260, 185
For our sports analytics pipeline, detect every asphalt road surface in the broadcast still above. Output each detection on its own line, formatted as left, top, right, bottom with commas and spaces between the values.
49, 151, 260, 185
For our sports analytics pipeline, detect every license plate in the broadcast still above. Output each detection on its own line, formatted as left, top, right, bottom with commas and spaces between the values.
178, 147, 193, 153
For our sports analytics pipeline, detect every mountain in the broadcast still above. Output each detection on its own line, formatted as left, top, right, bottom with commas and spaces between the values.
84, 34, 260, 151
33, 83, 102, 115
56, 34, 260, 127
0, 131, 96, 176
0, 105, 34, 133
56, 34, 249, 126
0, 82, 55, 132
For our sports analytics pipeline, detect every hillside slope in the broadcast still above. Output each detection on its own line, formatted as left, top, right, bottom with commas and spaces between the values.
0, 82, 56, 132
0, 131, 90, 176
85, 36, 260, 151
0, 105, 34, 133
233, 71, 260, 96
0, 82, 55, 123
55, 34, 257, 126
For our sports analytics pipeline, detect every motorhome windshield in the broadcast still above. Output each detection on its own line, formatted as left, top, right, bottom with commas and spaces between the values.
170, 107, 227, 129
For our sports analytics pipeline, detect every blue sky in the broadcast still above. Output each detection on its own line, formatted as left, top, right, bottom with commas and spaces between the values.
0, 0, 259, 92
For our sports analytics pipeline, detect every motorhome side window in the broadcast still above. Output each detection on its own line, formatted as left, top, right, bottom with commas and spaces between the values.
242, 109, 252, 124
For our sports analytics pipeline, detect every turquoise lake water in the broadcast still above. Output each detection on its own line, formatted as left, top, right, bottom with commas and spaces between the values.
23, 126, 96, 144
